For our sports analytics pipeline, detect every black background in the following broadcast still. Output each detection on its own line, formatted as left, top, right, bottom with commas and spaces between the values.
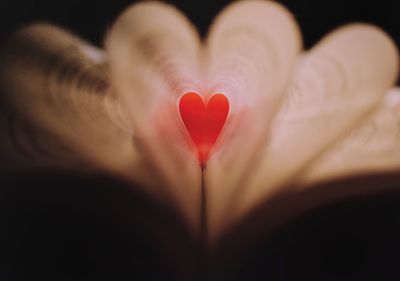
0, 0, 399, 49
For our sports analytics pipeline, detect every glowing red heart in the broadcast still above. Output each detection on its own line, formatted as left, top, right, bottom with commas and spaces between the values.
179, 92, 229, 166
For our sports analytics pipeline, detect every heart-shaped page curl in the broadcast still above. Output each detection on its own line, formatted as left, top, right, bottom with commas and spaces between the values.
179, 92, 229, 167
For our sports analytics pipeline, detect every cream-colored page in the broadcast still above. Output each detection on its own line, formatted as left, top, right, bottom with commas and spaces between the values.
106, 2, 203, 233
203, 0, 301, 240
0, 24, 142, 181
300, 88, 400, 185
234, 24, 398, 223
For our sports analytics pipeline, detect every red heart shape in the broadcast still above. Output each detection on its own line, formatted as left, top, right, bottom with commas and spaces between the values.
179, 92, 229, 166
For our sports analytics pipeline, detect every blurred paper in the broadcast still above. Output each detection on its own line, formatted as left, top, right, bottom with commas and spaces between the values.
203, 0, 301, 239
300, 88, 400, 185
0, 24, 141, 181
106, 2, 203, 232
236, 24, 398, 219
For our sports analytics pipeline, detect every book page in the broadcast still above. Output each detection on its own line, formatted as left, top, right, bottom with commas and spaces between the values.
232, 24, 398, 223
299, 88, 400, 185
0, 24, 144, 182
105, 2, 203, 233
203, 0, 301, 240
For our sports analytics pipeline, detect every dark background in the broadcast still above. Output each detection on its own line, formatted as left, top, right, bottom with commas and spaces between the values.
0, 0, 399, 49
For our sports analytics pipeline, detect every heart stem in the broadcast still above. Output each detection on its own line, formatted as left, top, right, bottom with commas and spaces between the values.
199, 167, 207, 245
197, 168, 209, 277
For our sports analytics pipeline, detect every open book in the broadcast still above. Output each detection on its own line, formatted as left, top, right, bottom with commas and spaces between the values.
0, 1, 400, 280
